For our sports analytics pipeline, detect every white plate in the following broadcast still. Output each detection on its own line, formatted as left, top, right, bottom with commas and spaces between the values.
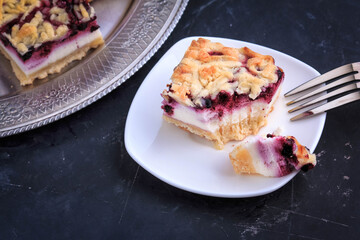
125, 36, 326, 198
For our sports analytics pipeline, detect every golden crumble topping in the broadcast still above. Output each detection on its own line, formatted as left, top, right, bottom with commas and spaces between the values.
5, 9, 69, 55
162, 38, 280, 107
74, 3, 94, 22
50, 6, 69, 24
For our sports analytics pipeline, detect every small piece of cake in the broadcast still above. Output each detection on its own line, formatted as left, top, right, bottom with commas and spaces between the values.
229, 134, 316, 177
0, 0, 104, 85
161, 38, 284, 149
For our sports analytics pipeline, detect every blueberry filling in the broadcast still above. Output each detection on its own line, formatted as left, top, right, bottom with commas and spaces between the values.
56, 0, 70, 8
208, 51, 223, 56
162, 105, 174, 115
77, 22, 88, 31
22, 47, 35, 61
277, 138, 299, 175
281, 138, 295, 158
301, 163, 314, 172
218, 110, 224, 118
0, 35, 10, 47
90, 25, 100, 32
198, 72, 283, 114
70, 30, 78, 37
186, 92, 193, 100
40, 43, 53, 57
217, 91, 230, 105
204, 98, 212, 108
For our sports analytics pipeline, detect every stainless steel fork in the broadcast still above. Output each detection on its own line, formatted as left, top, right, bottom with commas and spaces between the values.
284, 62, 360, 121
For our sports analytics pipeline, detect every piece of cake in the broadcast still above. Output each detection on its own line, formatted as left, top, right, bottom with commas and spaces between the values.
0, 0, 104, 85
161, 38, 284, 149
229, 134, 316, 177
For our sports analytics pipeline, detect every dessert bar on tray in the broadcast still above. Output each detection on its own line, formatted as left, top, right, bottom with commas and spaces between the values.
0, 0, 104, 85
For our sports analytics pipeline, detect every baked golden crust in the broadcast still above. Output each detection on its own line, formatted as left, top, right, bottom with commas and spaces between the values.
162, 38, 279, 107
290, 136, 317, 167
229, 147, 258, 175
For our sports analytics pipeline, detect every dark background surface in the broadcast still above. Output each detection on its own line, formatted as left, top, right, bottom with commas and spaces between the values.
1, 0, 359, 239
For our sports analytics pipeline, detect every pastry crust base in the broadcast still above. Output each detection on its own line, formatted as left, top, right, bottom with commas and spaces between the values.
0, 37, 104, 85
229, 147, 258, 174
163, 113, 267, 150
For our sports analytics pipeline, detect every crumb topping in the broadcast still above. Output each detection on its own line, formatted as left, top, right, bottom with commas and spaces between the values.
74, 3, 94, 22
5, 9, 69, 55
162, 38, 280, 107
50, 6, 69, 24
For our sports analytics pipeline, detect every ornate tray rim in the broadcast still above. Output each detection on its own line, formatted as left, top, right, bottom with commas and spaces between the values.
0, 0, 188, 137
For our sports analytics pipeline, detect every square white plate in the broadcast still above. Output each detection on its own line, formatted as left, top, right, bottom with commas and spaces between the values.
125, 36, 326, 198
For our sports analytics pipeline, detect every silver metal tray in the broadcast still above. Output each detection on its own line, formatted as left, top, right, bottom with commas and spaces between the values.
0, 0, 188, 137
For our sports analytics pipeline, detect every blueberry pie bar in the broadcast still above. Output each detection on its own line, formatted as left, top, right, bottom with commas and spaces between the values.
161, 38, 284, 149
0, 0, 104, 85
229, 134, 316, 177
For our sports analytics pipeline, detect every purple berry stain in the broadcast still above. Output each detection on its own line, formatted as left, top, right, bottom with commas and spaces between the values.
208, 51, 223, 56
162, 105, 174, 116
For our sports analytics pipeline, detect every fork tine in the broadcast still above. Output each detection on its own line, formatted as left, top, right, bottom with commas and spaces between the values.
286, 75, 356, 106
284, 63, 356, 97
288, 83, 358, 113
290, 91, 360, 121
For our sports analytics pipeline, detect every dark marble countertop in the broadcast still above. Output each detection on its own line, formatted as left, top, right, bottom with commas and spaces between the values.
1, 0, 359, 239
